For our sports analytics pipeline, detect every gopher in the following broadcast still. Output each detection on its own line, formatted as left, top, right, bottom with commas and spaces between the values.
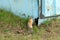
27, 17, 33, 34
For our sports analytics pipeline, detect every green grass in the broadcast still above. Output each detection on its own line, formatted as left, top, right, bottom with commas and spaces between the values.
0, 9, 29, 29
0, 9, 60, 40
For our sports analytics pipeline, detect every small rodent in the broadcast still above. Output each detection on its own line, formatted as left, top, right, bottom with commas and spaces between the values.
28, 18, 33, 29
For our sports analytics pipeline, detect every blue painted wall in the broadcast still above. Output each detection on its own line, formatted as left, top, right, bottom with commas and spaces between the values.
44, 0, 56, 16
0, 0, 60, 25
0, 0, 60, 18
41, 0, 60, 17
38, 0, 60, 25
0, 0, 38, 19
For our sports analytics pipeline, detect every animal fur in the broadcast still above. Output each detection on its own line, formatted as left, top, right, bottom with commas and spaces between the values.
28, 18, 33, 29
27, 17, 34, 34
34, 17, 39, 26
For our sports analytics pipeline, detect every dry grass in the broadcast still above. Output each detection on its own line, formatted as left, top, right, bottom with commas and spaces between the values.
0, 9, 60, 40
